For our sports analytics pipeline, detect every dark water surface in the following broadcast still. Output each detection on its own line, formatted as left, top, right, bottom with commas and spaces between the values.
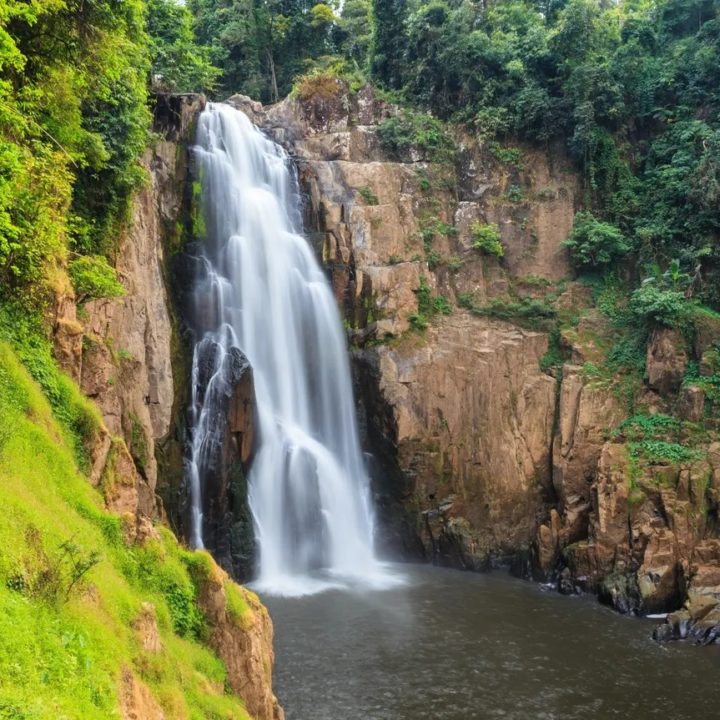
262, 564, 720, 720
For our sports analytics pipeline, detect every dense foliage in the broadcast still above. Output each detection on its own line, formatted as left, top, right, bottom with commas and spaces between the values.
0, 0, 215, 301
178, 0, 720, 313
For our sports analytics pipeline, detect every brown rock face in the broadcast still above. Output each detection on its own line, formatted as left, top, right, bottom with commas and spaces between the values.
194, 559, 284, 720
53, 95, 205, 529
560, 442, 716, 614
119, 667, 165, 720
362, 315, 556, 561
551, 365, 624, 549
248, 84, 577, 565
80, 139, 180, 496
646, 327, 688, 396
248, 82, 720, 621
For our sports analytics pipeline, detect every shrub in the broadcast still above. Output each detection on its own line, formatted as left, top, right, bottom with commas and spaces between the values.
426, 249, 441, 269
7, 526, 101, 606
629, 440, 703, 464
358, 186, 379, 205
613, 414, 680, 441
378, 109, 455, 162
628, 285, 690, 328
432, 295, 452, 315
563, 211, 629, 269
506, 184, 524, 202
293, 71, 344, 102
68, 255, 125, 304
471, 222, 503, 257
409, 275, 452, 330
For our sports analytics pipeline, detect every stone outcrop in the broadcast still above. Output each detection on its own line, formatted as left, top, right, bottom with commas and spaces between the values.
534, 365, 625, 573
356, 315, 556, 563
187, 340, 257, 580
193, 557, 284, 720
646, 328, 688, 396
119, 667, 166, 720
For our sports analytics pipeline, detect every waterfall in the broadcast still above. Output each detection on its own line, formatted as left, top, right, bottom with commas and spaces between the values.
186, 102, 387, 595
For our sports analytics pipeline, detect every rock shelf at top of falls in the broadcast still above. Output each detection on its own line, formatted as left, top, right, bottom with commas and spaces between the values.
186, 102, 399, 596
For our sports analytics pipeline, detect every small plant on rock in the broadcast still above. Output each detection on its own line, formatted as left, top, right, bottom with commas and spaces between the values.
471, 222, 503, 257
563, 211, 629, 269
68, 255, 125, 304
358, 186, 379, 205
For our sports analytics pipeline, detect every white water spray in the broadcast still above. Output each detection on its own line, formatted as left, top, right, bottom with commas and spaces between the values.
187, 103, 390, 595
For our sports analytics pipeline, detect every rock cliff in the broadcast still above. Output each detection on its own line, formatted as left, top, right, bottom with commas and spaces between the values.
72, 84, 718, 650
236, 81, 720, 635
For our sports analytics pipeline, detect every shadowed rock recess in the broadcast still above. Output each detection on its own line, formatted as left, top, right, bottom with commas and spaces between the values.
220, 82, 720, 643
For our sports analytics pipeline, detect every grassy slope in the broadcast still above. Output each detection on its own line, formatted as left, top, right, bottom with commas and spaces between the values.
0, 341, 251, 720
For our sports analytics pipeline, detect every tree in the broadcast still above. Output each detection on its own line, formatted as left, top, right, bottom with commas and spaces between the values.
147, 0, 219, 92
371, 0, 407, 89
563, 211, 629, 269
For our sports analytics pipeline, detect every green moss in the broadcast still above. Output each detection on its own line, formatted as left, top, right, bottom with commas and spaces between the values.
128, 411, 149, 474
224, 581, 252, 628
458, 293, 556, 330
539, 326, 564, 374
191, 179, 206, 240
0, 304, 103, 472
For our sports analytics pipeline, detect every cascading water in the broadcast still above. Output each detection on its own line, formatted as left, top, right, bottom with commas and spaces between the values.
186, 102, 389, 595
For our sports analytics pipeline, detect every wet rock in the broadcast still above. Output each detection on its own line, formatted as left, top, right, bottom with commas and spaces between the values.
599, 572, 641, 615
535, 509, 562, 579
190, 341, 257, 580
637, 532, 683, 614
689, 607, 720, 644
558, 567, 577, 595
652, 622, 677, 643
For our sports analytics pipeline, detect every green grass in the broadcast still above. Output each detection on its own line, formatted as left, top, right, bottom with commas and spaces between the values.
628, 440, 704, 464
0, 341, 253, 719
0, 303, 103, 472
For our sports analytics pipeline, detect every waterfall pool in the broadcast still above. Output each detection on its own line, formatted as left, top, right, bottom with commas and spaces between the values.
262, 564, 720, 720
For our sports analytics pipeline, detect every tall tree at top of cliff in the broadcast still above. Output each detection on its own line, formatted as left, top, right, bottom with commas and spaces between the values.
190, 0, 339, 102
370, 0, 408, 88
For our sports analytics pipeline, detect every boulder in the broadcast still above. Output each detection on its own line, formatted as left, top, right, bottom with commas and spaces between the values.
646, 328, 687, 396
